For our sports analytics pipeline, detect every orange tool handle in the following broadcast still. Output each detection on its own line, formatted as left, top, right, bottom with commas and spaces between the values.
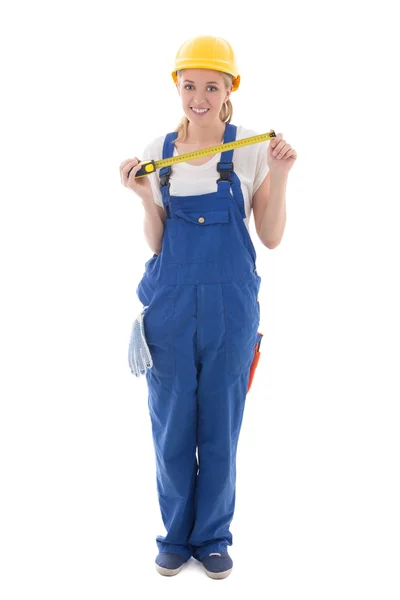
247, 332, 263, 393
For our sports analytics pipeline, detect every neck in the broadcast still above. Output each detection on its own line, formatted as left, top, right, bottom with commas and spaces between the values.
184, 120, 226, 145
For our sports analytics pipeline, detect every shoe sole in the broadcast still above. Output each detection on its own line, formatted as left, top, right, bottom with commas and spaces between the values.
155, 563, 184, 577
204, 567, 232, 579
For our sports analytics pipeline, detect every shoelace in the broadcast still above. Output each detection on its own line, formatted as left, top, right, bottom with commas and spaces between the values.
128, 306, 153, 377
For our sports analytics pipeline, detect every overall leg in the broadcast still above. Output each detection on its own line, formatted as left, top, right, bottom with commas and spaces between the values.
144, 284, 198, 560
188, 281, 259, 561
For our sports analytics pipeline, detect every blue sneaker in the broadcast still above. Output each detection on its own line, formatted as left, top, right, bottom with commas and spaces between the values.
201, 552, 233, 579
155, 552, 188, 576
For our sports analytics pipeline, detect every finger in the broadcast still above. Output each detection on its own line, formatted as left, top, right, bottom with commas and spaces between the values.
119, 158, 137, 169
278, 148, 295, 160
121, 165, 138, 185
121, 157, 140, 175
277, 145, 291, 159
120, 160, 140, 179
123, 160, 141, 180
132, 162, 147, 178
127, 162, 143, 178
270, 133, 283, 149
272, 140, 286, 156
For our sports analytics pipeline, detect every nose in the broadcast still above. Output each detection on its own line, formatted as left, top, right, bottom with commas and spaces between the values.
192, 93, 207, 105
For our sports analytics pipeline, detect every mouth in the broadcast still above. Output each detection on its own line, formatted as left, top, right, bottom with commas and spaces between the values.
191, 107, 210, 115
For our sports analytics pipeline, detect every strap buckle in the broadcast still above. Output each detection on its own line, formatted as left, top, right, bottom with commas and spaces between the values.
159, 166, 171, 188
217, 161, 234, 183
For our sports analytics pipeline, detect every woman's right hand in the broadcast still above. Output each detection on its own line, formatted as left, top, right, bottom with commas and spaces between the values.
120, 157, 152, 200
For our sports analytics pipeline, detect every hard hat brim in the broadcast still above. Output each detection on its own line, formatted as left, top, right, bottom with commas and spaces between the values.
172, 68, 240, 91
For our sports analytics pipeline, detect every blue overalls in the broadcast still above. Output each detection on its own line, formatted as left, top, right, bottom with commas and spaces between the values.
136, 122, 262, 562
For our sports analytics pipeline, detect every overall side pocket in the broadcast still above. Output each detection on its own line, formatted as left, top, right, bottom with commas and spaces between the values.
222, 278, 260, 376
143, 287, 176, 379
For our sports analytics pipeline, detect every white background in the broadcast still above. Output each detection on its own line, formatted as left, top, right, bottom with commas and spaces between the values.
1, 0, 399, 598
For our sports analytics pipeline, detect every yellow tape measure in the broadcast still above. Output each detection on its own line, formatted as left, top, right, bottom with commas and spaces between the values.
130, 129, 276, 178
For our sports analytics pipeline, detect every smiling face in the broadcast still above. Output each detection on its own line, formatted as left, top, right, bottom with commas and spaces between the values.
176, 68, 232, 126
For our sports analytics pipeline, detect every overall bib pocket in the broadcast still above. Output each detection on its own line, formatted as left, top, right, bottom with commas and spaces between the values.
165, 208, 230, 263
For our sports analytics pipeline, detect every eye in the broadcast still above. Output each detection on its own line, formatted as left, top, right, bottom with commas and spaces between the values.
184, 85, 218, 91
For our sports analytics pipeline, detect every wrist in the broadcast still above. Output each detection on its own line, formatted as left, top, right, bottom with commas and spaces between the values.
269, 170, 289, 184
270, 171, 288, 185
140, 194, 157, 210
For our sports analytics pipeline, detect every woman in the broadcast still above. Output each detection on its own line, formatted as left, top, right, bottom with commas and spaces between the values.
120, 35, 297, 579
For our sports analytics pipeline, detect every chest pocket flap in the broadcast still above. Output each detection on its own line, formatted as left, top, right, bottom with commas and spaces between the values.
174, 208, 230, 225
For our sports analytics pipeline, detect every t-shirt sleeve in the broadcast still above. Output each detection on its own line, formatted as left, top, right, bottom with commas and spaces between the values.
253, 139, 270, 196
141, 140, 163, 208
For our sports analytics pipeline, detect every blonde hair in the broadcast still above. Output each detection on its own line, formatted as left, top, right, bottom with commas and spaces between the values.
174, 70, 234, 142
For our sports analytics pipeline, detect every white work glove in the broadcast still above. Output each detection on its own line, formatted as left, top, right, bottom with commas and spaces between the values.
128, 306, 153, 377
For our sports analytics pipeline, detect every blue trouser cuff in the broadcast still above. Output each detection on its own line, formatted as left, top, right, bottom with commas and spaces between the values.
156, 542, 193, 561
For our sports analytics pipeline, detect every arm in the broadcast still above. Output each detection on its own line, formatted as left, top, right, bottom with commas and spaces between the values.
252, 171, 287, 249
140, 193, 165, 255
137, 139, 166, 255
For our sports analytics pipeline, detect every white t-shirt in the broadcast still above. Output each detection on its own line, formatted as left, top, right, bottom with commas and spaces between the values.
141, 125, 270, 231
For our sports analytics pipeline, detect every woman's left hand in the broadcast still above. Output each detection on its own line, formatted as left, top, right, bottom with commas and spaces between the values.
267, 133, 297, 176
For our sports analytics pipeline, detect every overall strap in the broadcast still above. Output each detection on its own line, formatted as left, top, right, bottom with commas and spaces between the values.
217, 123, 246, 219
159, 131, 178, 217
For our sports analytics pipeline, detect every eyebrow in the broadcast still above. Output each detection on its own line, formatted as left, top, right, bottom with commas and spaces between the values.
183, 79, 220, 85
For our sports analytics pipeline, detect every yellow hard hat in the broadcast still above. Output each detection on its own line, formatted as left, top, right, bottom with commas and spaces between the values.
171, 35, 241, 92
